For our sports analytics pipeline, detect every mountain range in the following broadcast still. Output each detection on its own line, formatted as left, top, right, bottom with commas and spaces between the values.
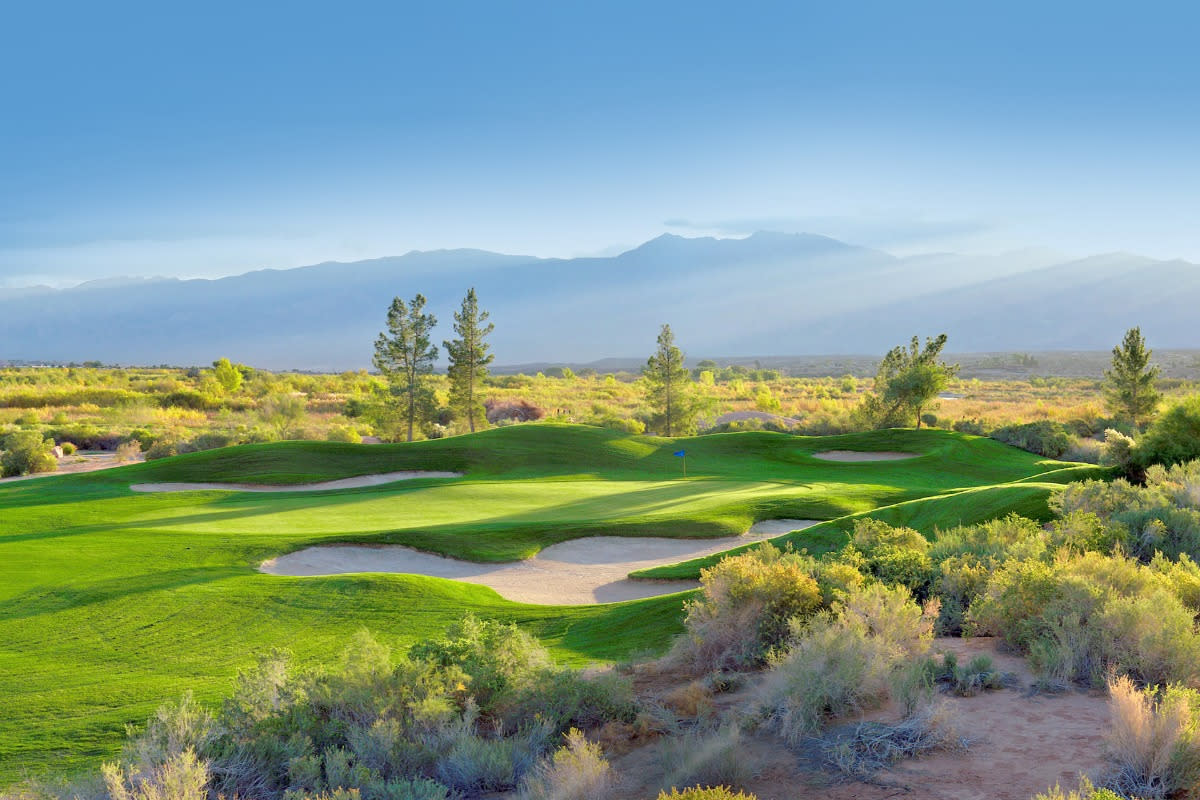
2, 232, 1197, 370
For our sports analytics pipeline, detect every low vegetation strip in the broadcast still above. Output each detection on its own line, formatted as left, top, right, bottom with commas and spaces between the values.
130, 470, 463, 493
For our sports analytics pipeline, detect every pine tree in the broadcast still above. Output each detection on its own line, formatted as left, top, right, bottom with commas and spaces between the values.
1104, 327, 1160, 429
444, 288, 495, 433
373, 294, 438, 442
644, 324, 693, 436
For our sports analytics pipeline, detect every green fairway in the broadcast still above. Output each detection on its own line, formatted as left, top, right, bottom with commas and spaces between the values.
0, 424, 1104, 781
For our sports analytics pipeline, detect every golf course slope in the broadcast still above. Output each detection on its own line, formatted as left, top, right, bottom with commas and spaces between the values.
0, 424, 1104, 780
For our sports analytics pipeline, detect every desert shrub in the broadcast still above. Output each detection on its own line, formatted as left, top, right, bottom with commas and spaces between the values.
1135, 395, 1200, 470
1, 430, 58, 476
843, 519, 934, 598
161, 390, 221, 411
115, 440, 142, 463
518, 728, 612, 800
760, 583, 934, 743
101, 749, 209, 800
1103, 675, 1200, 799
587, 415, 645, 435
1044, 511, 1128, 555
144, 438, 182, 461
484, 399, 545, 424
59, 441, 77, 455
990, 420, 1073, 458
656, 788, 757, 800
1030, 779, 1123, 800
434, 726, 543, 793
969, 552, 1200, 687
327, 425, 361, 444
935, 652, 1008, 696
1062, 437, 1102, 464
1100, 428, 1137, 474
673, 544, 826, 671
657, 726, 754, 792
952, 417, 988, 435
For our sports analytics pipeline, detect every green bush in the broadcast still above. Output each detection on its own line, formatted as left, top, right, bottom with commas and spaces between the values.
1, 430, 58, 477
969, 552, 1200, 687
673, 544, 827, 671
59, 441, 77, 455
1135, 395, 1200, 470
990, 420, 1073, 458
843, 519, 934, 598
326, 425, 361, 444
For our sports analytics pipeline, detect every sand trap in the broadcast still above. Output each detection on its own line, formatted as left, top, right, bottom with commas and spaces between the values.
131, 471, 462, 493
812, 450, 917, 462
262, 520, 820, 604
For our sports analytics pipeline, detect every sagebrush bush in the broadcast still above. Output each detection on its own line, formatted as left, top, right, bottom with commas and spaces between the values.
1104, 675, 1200, 799
101, 749, 209, 800
1029, 778, 1122, 800
518, 728, 613, 800
842, 518, 934, 598
760, 583, 933, 743
673, 544, 826, 671
657, 725, 755, 791
67, 620, 636, 800
969, 552, 1200, 686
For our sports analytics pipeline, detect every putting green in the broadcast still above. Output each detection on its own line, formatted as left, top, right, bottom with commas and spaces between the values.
0, 424, 1104, 781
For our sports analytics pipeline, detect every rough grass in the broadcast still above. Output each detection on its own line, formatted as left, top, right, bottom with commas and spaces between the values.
0, 424, 1098, 781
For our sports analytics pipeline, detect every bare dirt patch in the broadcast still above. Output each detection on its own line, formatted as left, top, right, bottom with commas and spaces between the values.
0, 451, 144, 484
812, 450, 918, 462
130, 471, 462, 493
598, 637, 1108, 800
261, 520, 821, 605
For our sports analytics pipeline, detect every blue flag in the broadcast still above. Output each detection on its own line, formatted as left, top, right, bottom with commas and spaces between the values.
673, 450, 686, 457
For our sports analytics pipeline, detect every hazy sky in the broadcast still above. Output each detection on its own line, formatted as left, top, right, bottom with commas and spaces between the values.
3, 1, 1199, 287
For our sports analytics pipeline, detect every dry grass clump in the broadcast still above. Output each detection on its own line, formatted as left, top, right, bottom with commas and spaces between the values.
101, 749, 209, 800
1102, 675, 1200, 799
821, 701, 969, 779
518, 728, 614, 800
657, 725, 757, 792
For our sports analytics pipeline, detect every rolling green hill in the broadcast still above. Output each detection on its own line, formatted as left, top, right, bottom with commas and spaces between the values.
0, 424, 1104, 781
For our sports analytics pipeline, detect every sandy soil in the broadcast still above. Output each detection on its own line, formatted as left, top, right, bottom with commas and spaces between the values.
261, 519, 821, 604
813, 450, 917, 462
130, 471, 462, 493
0, 451, 144, 484
595, 637, 1109, 800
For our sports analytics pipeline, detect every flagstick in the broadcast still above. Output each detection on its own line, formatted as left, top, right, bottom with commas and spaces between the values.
682, 454, 686, 478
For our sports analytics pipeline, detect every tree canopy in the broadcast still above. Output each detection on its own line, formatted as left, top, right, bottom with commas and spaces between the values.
373, 294, 439, 442
444, 288, 495, 433
1104, 326, 1160, 429
644, 324, 697, 436
868, 334, 959, 429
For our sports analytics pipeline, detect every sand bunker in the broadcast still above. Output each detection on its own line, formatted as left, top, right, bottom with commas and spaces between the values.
812, 450, 917, 462
262, 520, 820, 604
131, 471, 462, 493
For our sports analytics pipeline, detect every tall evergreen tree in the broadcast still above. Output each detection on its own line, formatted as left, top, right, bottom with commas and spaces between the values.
444, 288, 495, 433
373, 294, 438, 442
644, 323, 693, 436
1104, 326, 1160, 429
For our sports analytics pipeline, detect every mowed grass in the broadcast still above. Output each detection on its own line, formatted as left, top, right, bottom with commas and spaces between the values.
0, 424, 1103, 781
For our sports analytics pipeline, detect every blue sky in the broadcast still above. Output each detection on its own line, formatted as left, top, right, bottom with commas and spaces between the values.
3, 1, 1199, 286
